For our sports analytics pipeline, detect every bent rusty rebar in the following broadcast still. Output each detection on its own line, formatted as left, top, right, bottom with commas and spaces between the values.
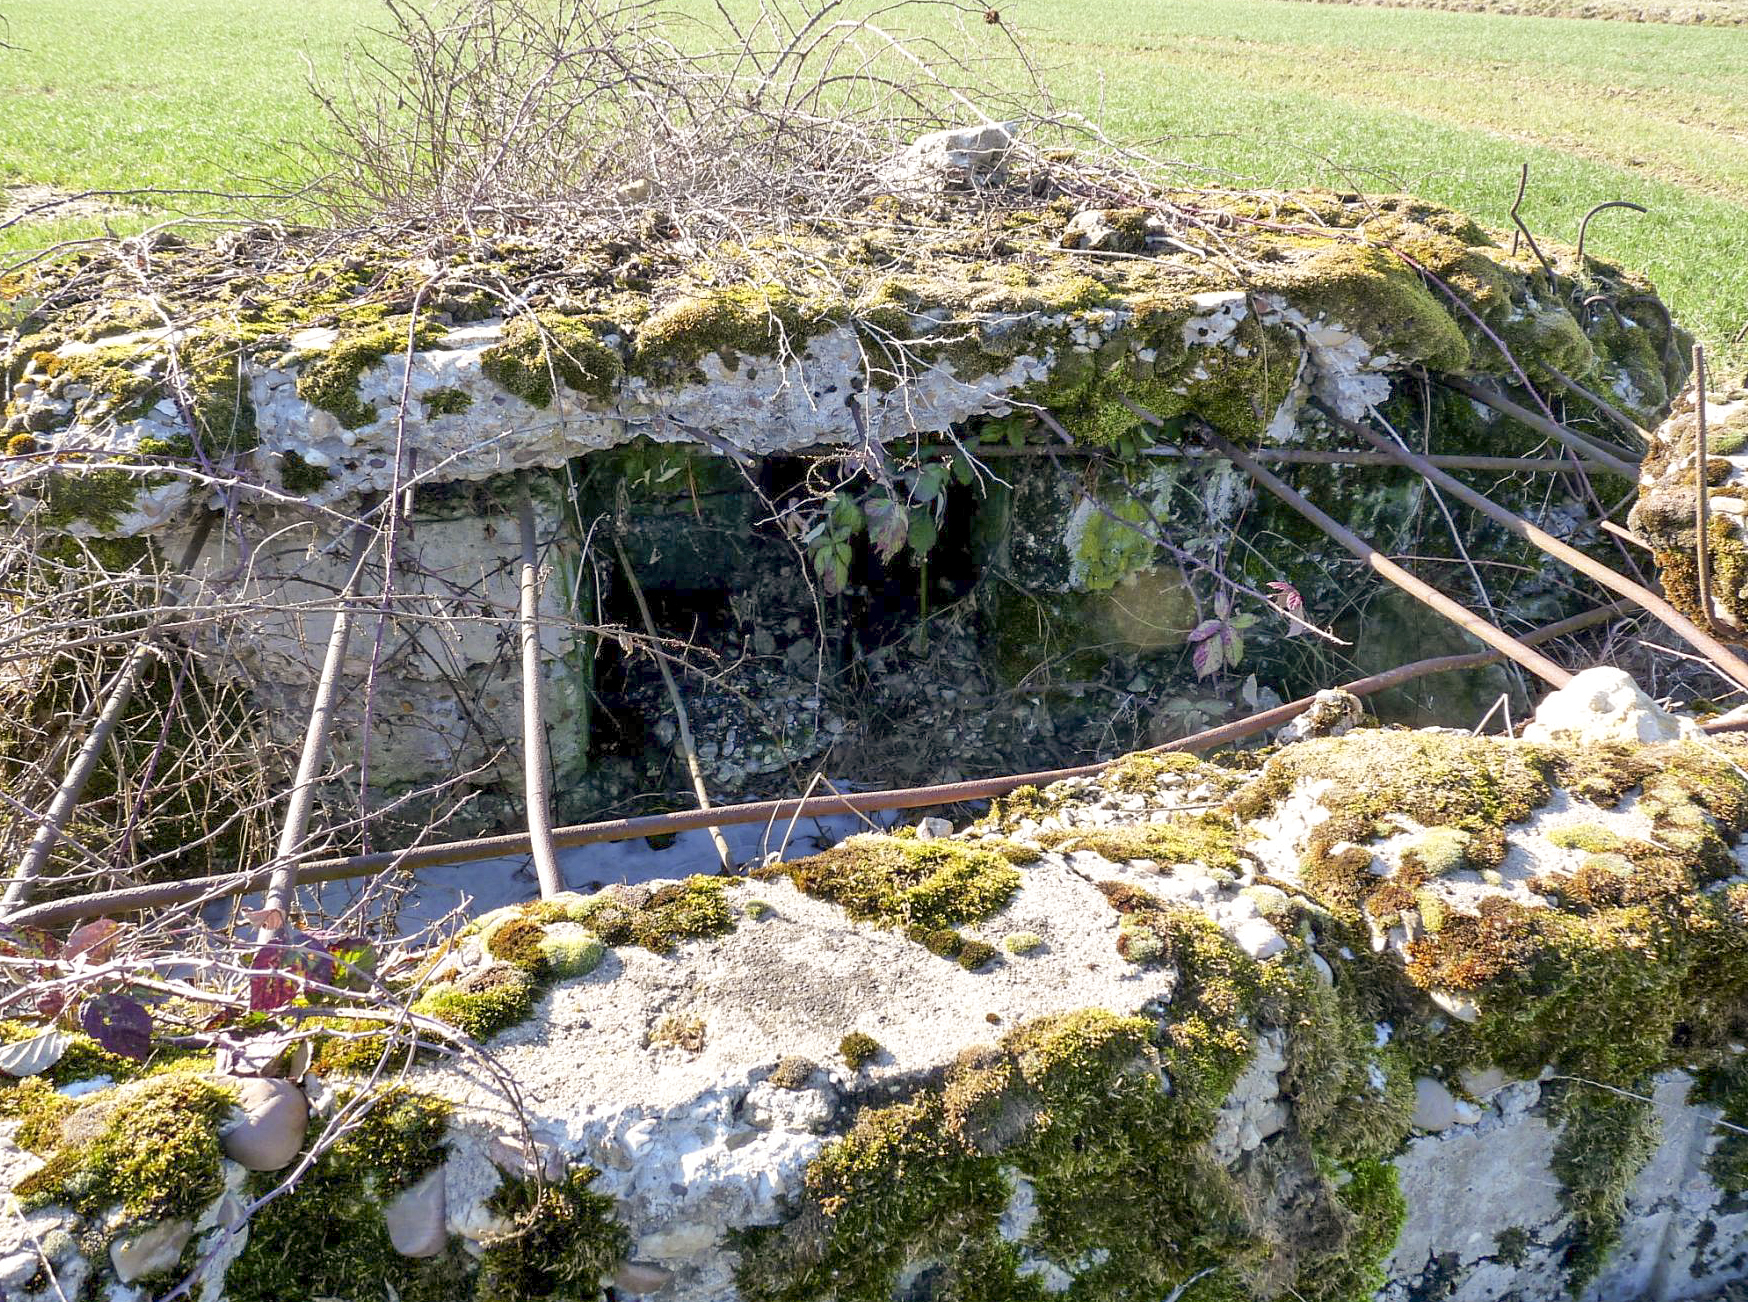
0, 600, 1655, 931
1325, 405, 1748, 693
1432, 373, 1641, 476
1189, 423, 1573, 689
0, 600, 1639, 931
519, 479, 565, 900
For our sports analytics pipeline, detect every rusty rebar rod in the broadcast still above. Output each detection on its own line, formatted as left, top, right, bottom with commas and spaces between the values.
864, 445, 1610, 474
1, 599, 1643, 931
1432, 374, 1641, 476
0, 514, 216, 912
1695, 344, 1715, 628
254, 516, 377, 940
1540, 362, 1652, 447
519, 480, 565, 900
1326, 405, 1748, 693
1575, 200, 1647, 267
1190, 424, 1573, 688
614, 537, 734, 873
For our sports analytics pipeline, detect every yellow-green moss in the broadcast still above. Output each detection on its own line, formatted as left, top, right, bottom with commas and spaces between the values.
1042, 810, 1243, 873
0, 1076, 79, 1151
838, 1032, 881, 1071
1230, 732, 1554, 913
1399, 826, 1473, 877
16, 1074, 236, 1220
633, 284, 823, 382
480, 312, 623, 407
1547, 823, 1626, 854
1497, 303, 1595, 383
983, 784, 1063, 829
0, 1022, 210, 1091
1071, 492, 1158, 590
1102, 751, 1209, 794
412, 965, 539, 1041
297, 316, 449, 428
903, 923, 999, 970
734, 936, 1400, 1302
310, 1017, 405, 1076
35, 462, 142, 530
1003, 931, 1045, 956
755, 834, 1021, 934
558, 876, 736, 954
1549, 1087, 1660, 1290
538, 933, 606, 978
1253, 242, 1471, 373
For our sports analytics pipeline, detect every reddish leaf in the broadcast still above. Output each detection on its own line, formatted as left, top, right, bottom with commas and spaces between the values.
865, 498, 909, 562
65, 919, 123, 965
80, 994, 152, 1061
248, 941, 335, 1012
1268, 581, 1308, 639
1266, 580, 1303, 612
250, 945, 299, 1012
35, 989, 66, 1020
1192, 633, 1224, 680
0, 924, 57, 960
1187, 619, 1224, 645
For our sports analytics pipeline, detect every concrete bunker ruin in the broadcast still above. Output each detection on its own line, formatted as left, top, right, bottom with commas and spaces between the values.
3, 163, 1746, 1302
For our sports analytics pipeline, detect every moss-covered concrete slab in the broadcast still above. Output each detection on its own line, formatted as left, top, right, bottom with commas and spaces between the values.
1, 190, 1685, 536
9, 711, 1744, 1301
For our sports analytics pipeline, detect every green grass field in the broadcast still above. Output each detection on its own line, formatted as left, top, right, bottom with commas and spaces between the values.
1, 0, 1744, 371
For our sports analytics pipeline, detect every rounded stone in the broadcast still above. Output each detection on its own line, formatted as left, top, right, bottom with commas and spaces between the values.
384, 1168, 448, 1258
219, 1077, 309, 1171
1412, 1076, 1457, 1132
614, 1259, 677, 1293
1458, 1065, 1509, 1098
109, 1218, 193, 1283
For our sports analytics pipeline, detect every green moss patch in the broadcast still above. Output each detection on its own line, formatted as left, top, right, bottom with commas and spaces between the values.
1101, 751, 1213, 794
422, 386, 474, 417
754, 833, 1021, 940
737, 897, 1403, 1302
546, 876, 736, 954
838, 1032, 881, 1071
227, 1088, 460, 1302
480, 311, 623, 407
1546, 823, 1626, 854
413, 964, 540, 1041
476, 1167, 630, 1302
296, 316, 449, 428
633, 284, 826, 383
16, 1074, 236, 1220
1041, 810, 1243, 872
1230, 731, 1554, 912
